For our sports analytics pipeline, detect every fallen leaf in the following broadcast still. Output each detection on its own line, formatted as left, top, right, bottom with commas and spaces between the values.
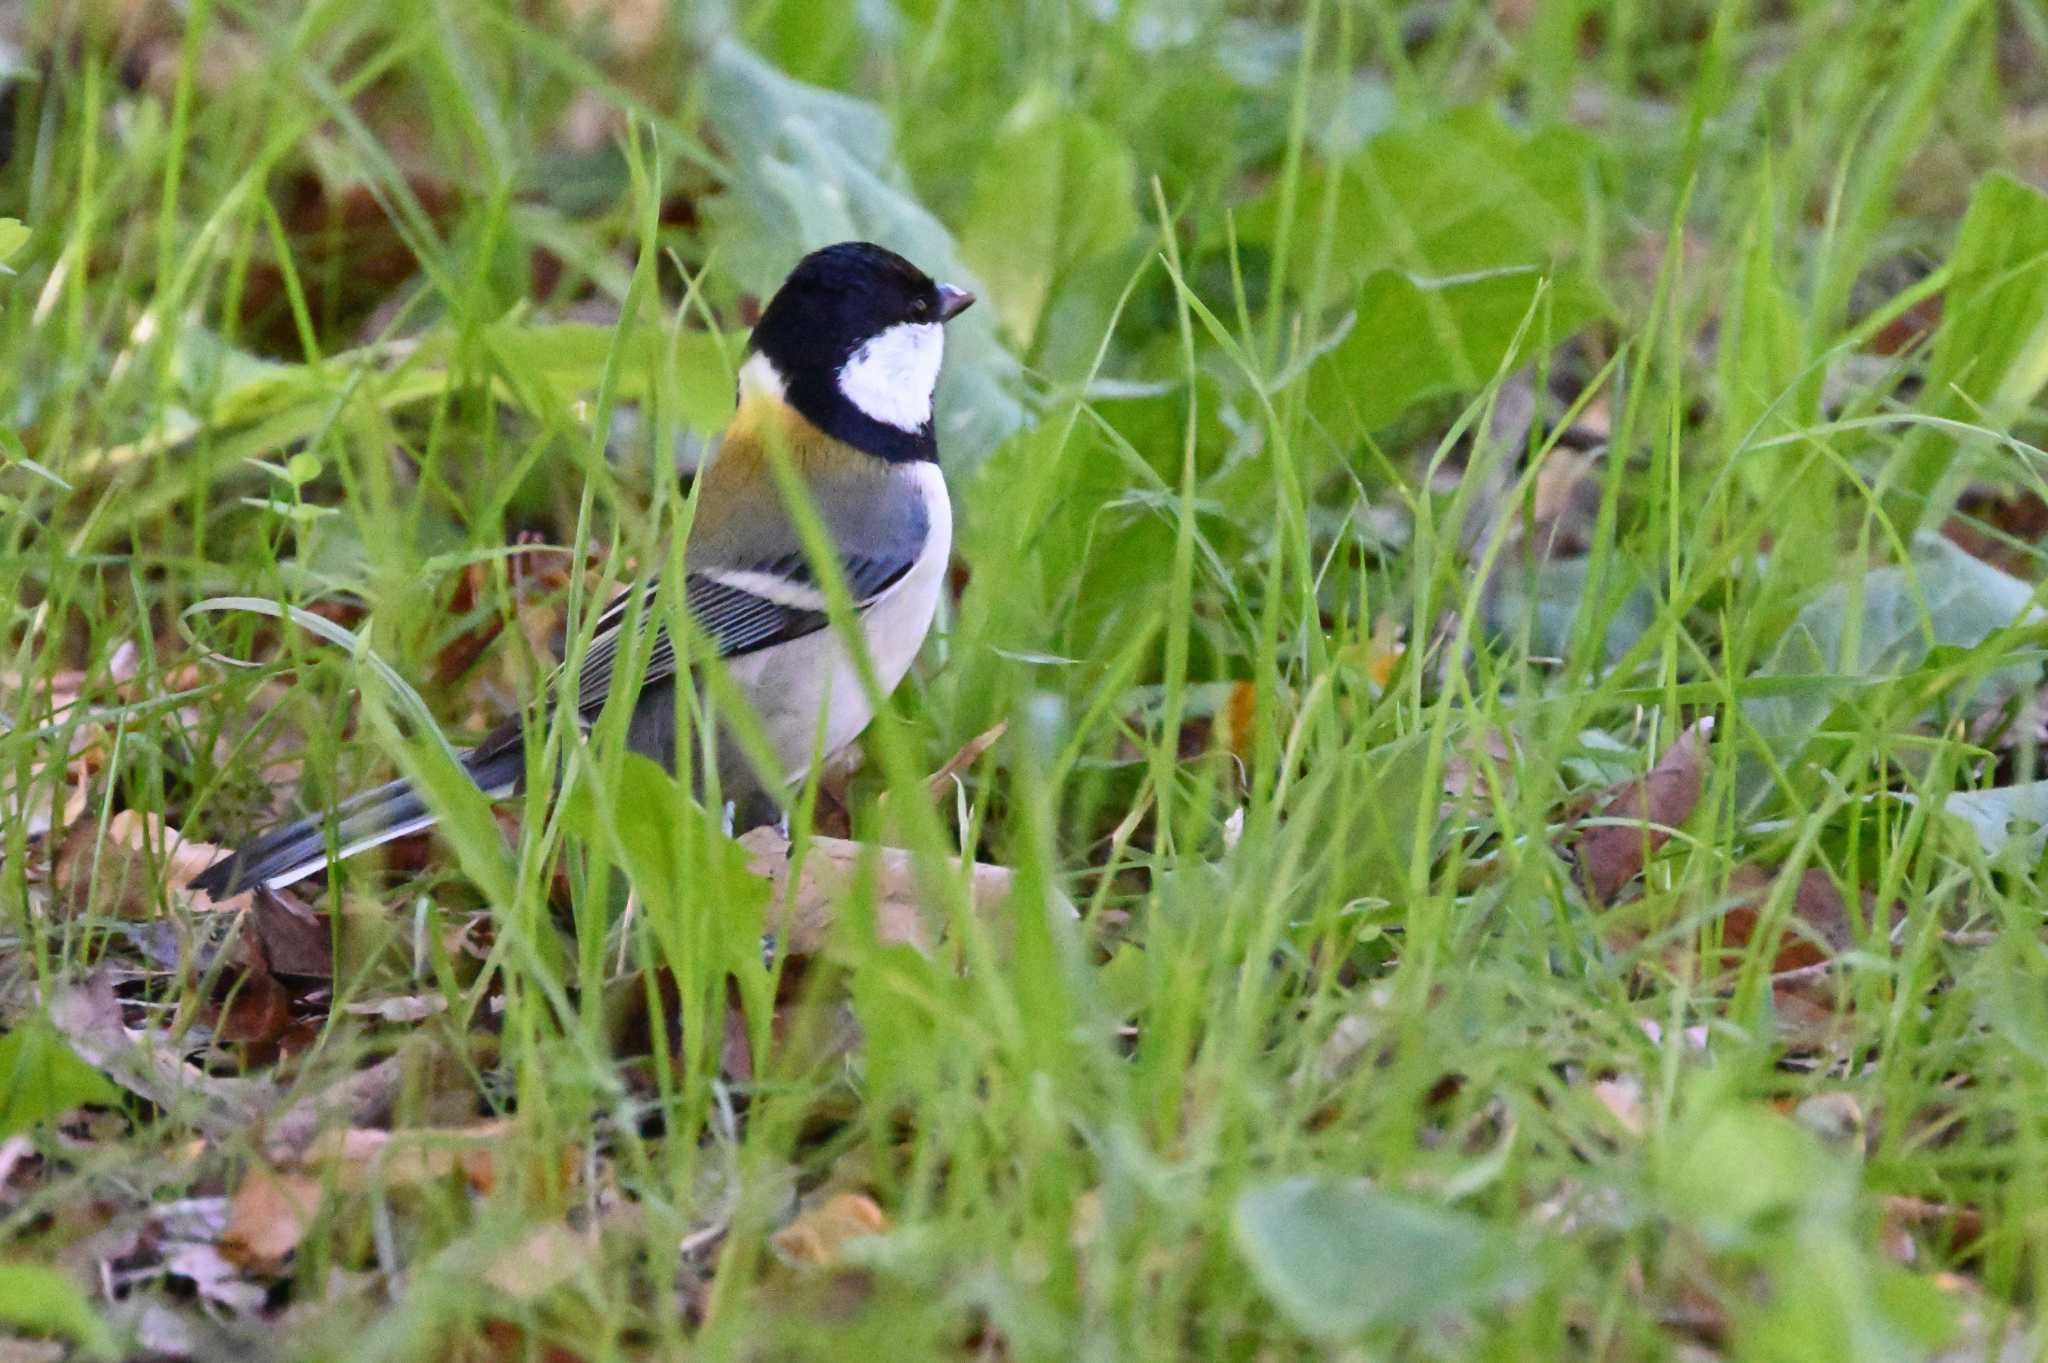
262, 1053, 407, 1161
304, 1121, 513, 1195
163, 1241, 268, 1313
770, 1193, 889, 1267
431, 562, 504, 688
0, 714, 103, 847
1591, 1077, 1645, 1137
1725, 866, 1858, 970
482, 1223, 589, 1301
739, 830, 1063, 957
0, 1133, 36, 1186
720, 997, 753, 1085
1575, 718, 1713, 904
59, 811, 251, 917
206, 967, 292, 1047
122, 1295, 234, 1361
252, 895, 332, 978
219, 1166, 322, 1271
1222, 682, 1259, 762
341, 995, 447, 1023
45, 973, 272, 1139
1791, 1092, 1865, 1153
1881, 1195, 1985, 1261
1441, 726, 1518, 808
1947, 483, 2048, 577
461, 1319, 592, 1363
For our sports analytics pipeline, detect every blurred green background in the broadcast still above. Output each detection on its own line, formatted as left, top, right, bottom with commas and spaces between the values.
6, 2, 2048, 1360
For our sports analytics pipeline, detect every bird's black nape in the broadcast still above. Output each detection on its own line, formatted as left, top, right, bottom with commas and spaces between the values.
745, 241, 964, 463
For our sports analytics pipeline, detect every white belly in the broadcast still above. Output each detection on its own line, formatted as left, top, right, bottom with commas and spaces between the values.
723, 462, 951, 782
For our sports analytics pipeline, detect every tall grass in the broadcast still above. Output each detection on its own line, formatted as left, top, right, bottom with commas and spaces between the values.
5, 1, 2048, 1359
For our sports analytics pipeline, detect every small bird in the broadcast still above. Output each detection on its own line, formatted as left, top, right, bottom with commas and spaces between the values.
192, 242, 975, 897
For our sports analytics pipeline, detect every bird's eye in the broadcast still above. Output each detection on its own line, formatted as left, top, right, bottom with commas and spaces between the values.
911, 297, 930, 317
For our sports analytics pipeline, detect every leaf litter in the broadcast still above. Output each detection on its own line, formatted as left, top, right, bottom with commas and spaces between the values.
8, 6, 2048, 1360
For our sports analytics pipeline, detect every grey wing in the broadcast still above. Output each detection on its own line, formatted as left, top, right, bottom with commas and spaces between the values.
568, 548, 922, 716
568, 460, 934, 717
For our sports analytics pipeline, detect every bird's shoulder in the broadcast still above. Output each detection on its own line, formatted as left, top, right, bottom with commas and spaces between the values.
690, 404, 940, 577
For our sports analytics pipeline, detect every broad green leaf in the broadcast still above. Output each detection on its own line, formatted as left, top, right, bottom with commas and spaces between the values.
1971, 932, 2048, 1068
742, 0, 873, 87
702, 38, 1025, 466
0, 1020, 120, 1139
0, 1263, 118, 1359
959, 95, 1139, 348
1940, 780, 2048, 862
77, 322, 738, 486
1661, 1085, 1949, 1359
1483, 554, 1657, 666
1886, 173, 2048, 534
478, 323, 735, 435
1744, 1233, 1958, 1363
0, 218, 29, 271
1238, 108, 1598, 297
1310, 267, 1606, 438
1746, 534, 2042, 757
1660, 1102, 1849, 1248
1232, 1177, 1512, 1338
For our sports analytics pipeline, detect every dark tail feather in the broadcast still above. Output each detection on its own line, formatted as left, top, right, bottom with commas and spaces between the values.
189, 743, 525, 897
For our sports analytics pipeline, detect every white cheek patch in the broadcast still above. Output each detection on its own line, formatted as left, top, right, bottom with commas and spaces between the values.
837, 322, 944, 432
737, 351, 787, 402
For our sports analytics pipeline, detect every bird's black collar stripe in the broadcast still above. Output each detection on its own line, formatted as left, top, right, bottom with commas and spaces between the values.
767, 357, 938, 464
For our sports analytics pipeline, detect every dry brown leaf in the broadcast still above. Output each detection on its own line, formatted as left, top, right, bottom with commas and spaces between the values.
208, 967, 292, 1046
740, 830, 1061, 957
219, 1166, 322, 1271
1717, 865, 1859, 973
1222, 682, 1258, 762
770, 1193, 888, 1267
0, 706, 103, 846
0, 1133, 36, 1189
432, 562, 504, 689
59, 810, 252, 916
560, 0, 670, 59
1882, 1195, 1985, 1262
252, 895, 333, 978
1574, 718, 1713, 905
304, 1121, 511, 1195
482, 1223, 590, 1302
1791, 1092, 1866, 1155
1442, 726, 1517, 809
262, 1053, 407, 1161
461, 1320, 592, 1363
46, 972, 273, 1137
1591, 1077, 1645, 1136
901, 721, 1009, 808
341, 995, 447, 1023
720, 997, 754, 1085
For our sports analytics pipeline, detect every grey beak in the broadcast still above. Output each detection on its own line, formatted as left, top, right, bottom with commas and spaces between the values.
936, 284, 976, 321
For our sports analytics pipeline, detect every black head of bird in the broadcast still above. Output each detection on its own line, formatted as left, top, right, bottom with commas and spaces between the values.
741, 241, 976, 463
